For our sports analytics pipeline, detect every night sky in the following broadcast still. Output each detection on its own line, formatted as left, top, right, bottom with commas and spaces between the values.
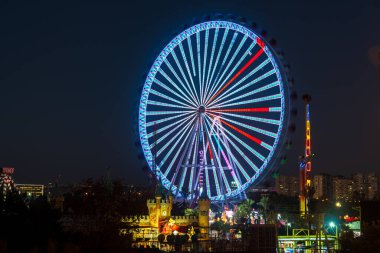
1, 0, 380, 185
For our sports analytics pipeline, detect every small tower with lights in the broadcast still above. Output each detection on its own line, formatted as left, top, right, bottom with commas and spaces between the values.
299, 94, 313, 217
198, 190, 210, 239
0, 167, 17, 201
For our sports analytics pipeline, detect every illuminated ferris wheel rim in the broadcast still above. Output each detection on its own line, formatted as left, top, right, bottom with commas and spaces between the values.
139, 20, 289, 201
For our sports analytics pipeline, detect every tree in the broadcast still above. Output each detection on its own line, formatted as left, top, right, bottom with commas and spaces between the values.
258, 196, 270, 223
235, 199, 254, 224
185, 208, 198, 216
210, 220, 230, 238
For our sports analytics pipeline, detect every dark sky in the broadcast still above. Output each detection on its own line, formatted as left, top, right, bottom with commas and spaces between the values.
1, 0, 380, 185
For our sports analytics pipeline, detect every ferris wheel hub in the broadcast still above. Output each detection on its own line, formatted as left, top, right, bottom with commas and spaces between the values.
198, 106, 206, 114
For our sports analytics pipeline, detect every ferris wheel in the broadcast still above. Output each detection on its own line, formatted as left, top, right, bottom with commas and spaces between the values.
139, 20, 290, 202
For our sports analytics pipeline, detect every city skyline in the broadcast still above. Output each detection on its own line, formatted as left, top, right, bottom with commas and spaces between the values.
1, 1, 380, 185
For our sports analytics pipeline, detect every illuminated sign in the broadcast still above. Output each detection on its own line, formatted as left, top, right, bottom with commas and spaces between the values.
2, 167, 14, 174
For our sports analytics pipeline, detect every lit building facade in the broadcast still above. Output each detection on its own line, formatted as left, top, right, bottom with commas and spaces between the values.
313, 173, 333, 200
120, 191, 210, 242
17, 184, 44, 198
367, 173, 378, 200
352, 173, 378, 200
333, 177, 353, 202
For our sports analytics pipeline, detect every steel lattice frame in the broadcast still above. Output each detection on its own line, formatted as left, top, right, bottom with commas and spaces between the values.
139, 21, 290, 202
0, 172, 16, 200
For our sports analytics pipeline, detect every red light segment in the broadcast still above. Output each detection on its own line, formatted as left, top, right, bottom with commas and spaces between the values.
219, 119, 262, 145
211, 107, 270, 113
256, 37, 265, 48
209, 48, 264, 103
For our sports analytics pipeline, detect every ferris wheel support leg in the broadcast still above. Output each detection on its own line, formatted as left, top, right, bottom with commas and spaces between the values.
173, 118, 199, 198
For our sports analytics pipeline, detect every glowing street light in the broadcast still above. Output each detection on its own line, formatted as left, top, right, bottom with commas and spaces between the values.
286, 222, 291, 236
328, 222, 338, 238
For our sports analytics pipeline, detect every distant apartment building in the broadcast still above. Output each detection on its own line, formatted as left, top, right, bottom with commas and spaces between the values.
333, 176, 353, 202
313, 173, 333, 200
275, 175, 299, 197
367, 173, 378, 200
352, 173, 378, 200
17, 184, 44, 198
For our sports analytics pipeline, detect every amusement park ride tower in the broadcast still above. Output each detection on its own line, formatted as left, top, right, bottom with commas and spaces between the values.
299, 94, 313, 217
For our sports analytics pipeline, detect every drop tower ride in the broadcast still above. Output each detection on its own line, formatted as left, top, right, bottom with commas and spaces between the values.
300, 94, 312, 217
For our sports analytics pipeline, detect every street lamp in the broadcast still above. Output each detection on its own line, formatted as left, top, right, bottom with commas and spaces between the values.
286, 222, 291, 236
329, 222, 338, 238
328, 221, 339, 250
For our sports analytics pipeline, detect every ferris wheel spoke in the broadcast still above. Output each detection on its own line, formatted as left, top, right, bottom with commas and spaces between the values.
206, 31, 238, 100
187, 37, 197, 77
209, 68, 276, 108
152, 114, 194, 150
188, 130, 199, 195
177, 122, 198, 195
155, 115, 196, 154
211, 81, 279, 108
146, 110, 193, 116
220, 131, 259, 178
149, 88, 196, 109
196, 32, 203, 106
207, 118, 260, 178
201, 29, 209, 105
205, 34, 249, 103
208, 58, 272, 107
207, 44, 264, 105
147, 114, 194, 139
178, 43, 199, 104
201, 130, 211, 197
208, 111, 281, 125
204, 116, 252, 181
219, 134, 247, 188
203, 28, 219, 105
203, 119, 232, 194
204, 137, 222, 196
214, 115, 274, 152
193, 118, 207, 193
216, 93, 281, 108
159, 119, 196, 176
210, 107, 272, 113
204, 28, 229, 105
153, 78, 196, 107
158, 68, 197, 106
211, 125, 243, 188
211, 112, 277, 139
207, 39, 255, 104
147, 100, 193, 109
146, 112, 193, 127
216, 116, 262, 144
221, 125, 266, 162
205, 114, 266, 161
208, 136, 232, 195
168, 52, 200, 104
